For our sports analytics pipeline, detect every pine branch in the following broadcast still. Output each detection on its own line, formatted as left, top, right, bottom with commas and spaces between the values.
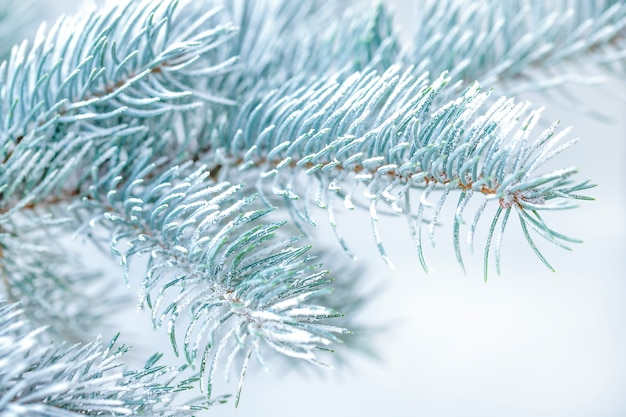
210, 0, 399, 98
0, 301, 221, 416
202, 65, 593, 277
70, 151, 350, 404
0, 0, 237, 215
403, 0, 626, 95
0, 214, 125, 343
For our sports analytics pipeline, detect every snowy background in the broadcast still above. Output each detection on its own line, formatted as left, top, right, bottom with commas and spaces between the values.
36, 1, 626, 416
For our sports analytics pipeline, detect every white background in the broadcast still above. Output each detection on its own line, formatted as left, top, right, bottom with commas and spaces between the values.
39, 1, 626, 416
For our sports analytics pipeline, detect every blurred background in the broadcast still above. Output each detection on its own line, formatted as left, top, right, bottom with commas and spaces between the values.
33, 0, 626, 416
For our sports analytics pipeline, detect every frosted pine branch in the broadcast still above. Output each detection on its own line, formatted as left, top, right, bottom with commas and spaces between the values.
0, 0, 237, 215
205, 65, 593, 276
403, 0, 626, 95
0, 214, 125, 343
70, 153, 350, 404
0, 301, 219, 416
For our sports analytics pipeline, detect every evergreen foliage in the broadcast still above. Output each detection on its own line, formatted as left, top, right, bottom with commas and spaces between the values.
0, 0, 623, 414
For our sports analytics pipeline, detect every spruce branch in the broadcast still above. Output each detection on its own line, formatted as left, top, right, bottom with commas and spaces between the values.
0, 0, 237, 215
0, 301, 220, 416
0, 214, 125, 343
204, 65, 593, 277
70, 151, 350, 404
210, 0, 399, 98
403, 0, 626, 96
